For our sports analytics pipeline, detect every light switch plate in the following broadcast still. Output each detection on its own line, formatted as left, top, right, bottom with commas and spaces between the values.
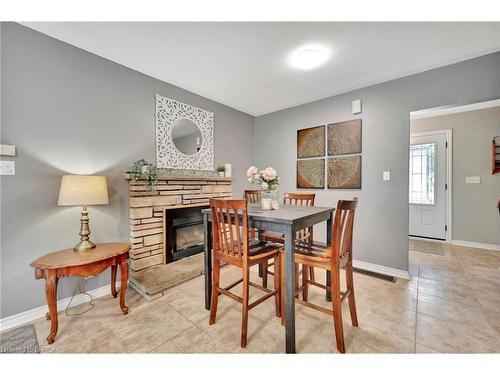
383, 171, 391, 181
0, 160, 15, 175
465, 176, 480, 184
352, 99, 362, 115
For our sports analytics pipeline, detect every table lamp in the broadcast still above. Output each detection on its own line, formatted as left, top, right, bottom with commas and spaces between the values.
58, 175, 109, 251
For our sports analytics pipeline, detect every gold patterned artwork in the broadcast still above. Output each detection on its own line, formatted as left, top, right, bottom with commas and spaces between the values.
297, 159, 325, 189
327, 119, 362, 155
297, 126, 325, 158
327, 156, 361, 189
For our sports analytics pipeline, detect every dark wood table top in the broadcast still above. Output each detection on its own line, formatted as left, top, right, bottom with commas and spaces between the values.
202, 204, 335, 225
30, 242, 130, 270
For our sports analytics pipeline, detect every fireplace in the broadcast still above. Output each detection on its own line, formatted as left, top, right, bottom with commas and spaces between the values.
126, 174, 232, 272
163, 206, 207, 262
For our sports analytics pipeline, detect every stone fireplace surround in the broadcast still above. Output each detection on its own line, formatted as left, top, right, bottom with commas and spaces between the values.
125, 173, 232, 299
126, 173, 232, 271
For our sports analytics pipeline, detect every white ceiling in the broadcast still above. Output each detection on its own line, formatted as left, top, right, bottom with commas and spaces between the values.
22, 22, 500, 116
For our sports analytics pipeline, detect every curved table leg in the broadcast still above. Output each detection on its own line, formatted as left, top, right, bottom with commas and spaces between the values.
44, 274, 59, 344
119, 257, 129, 315
111, 265, 118, 298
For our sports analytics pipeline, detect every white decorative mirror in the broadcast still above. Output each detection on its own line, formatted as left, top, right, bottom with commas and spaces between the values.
171, 118, 202, 156
155, 94, 214, 170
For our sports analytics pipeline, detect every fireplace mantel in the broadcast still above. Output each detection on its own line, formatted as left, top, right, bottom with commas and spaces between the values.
124, 172, 232, 183
125, 173, 233, 272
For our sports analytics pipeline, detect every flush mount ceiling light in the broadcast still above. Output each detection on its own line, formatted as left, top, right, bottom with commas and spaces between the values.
289, 44, 330, 70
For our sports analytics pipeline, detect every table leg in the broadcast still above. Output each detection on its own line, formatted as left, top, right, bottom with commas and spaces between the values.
204, 213, 213, 310
111, 265, 118, 298
326, 212, 333, 302
44, 273, 59, 344
284, 224, 296, 354
119, 256, 129, 315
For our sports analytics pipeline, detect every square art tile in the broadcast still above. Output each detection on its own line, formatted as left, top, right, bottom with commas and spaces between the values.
296, 159, 325, 189
297, 125, 325, 158
327, 155, 361, 189
327, 119, 362, 156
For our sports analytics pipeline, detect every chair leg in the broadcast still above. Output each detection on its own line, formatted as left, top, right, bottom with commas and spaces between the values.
331, 266, 345, 353
241, 265, 250, 348
345, 263, 358, 327
294, 264, 300, 298
302, 265, 309, 302
262, 260, 268, 288
273, 254, 281, 317
209, 258, 221, 325
280, 252, 286, 326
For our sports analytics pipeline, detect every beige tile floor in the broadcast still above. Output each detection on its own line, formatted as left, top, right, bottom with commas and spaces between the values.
25, 240, 500, 353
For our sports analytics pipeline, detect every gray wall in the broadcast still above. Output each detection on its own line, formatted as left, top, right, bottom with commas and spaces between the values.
254, 52, 500, 272
411, 107, 500, 245
0, 23, 254, 318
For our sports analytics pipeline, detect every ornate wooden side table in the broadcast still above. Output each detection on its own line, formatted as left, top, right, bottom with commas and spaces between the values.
30, 242, 130, 344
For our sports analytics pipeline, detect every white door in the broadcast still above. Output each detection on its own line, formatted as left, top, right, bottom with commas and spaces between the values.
409, 133, 447, 240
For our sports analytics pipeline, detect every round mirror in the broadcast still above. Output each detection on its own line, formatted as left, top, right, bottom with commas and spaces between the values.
171, 118, 202, 156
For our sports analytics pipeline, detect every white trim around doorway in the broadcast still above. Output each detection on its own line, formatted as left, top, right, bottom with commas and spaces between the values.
409, 129, 453, 243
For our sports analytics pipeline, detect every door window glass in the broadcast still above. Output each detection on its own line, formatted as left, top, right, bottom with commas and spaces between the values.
409, 143, 435, 204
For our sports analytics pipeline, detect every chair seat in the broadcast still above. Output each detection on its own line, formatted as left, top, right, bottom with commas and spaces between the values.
248, 239, 282, 259
216, 239, 281, 259
283, 241, 349, 268
294, 241, 331, 258
260, 231, 284, 243
261, 231, 312, 244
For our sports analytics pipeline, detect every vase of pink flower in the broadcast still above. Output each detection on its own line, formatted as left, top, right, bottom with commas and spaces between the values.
246, 166, 279, 210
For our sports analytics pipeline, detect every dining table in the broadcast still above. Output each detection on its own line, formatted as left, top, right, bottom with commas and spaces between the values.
202, 203, 335, 354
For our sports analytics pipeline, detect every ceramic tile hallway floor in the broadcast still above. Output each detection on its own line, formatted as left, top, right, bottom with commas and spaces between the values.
27, 240, 500, 353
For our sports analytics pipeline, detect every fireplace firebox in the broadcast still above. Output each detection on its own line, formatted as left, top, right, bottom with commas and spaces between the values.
163, 206, 207, 262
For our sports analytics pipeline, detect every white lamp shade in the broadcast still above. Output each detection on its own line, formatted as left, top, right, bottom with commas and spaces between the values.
58, 175, 109, 206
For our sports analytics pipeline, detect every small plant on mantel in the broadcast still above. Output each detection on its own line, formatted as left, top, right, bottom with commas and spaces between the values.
128, 159, 158, 193
216, 164, 226, 177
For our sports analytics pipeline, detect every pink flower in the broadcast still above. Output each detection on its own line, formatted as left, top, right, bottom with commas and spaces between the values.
261, 182, 269, 190
246, 166, 258, 177
263, 167, 277, 180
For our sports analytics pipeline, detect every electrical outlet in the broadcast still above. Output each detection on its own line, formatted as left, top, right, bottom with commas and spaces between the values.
383, 171, 391, 181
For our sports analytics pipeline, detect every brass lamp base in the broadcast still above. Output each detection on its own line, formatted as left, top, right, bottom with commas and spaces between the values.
74, 205, 96, 252
74, 239, 96, 252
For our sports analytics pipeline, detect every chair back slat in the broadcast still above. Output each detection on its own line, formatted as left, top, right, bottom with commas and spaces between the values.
244, 190, 262, 204
283, 193, 316, 242
210, 199, 249, 261
283, 193, 315, 207
331, 198, 358, 262
244, 190, 261, 239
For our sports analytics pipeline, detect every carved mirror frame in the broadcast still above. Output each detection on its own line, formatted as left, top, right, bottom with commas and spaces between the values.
155, 94, 214, 171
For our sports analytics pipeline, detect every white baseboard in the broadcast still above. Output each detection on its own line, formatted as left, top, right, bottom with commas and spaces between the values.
451, 240, 500, 251
0, 282, 121, 333
353, 260, 411, 280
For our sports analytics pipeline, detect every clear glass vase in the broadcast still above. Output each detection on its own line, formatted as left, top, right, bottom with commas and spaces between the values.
261, 190, 279, 210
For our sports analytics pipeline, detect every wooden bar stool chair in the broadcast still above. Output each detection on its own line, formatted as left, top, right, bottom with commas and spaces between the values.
261, 193, 316, 288
209, 198, 282, 348
280, 198, 359, 353
244, 189, 262, 204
